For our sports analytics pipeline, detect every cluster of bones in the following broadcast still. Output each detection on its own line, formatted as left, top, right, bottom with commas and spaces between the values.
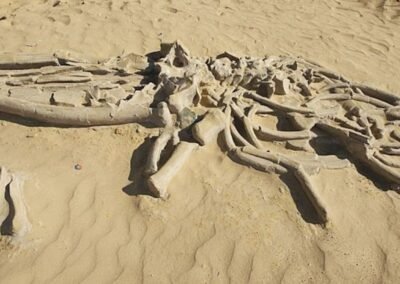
0, 41, 399, 237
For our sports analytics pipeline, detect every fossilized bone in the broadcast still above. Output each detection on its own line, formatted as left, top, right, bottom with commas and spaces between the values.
0, 41, 399, 228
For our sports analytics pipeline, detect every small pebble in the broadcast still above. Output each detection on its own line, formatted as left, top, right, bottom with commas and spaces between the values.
74, 164, 82, 170
0, 16, 6, 21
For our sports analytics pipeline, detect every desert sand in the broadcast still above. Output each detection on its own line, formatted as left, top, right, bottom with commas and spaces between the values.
0, 0, 400, 283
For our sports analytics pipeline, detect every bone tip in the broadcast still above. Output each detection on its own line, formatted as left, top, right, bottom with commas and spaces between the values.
147, 176, 168, 199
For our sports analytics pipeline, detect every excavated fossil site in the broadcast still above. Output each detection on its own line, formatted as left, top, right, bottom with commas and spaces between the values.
0, 0, 400, 283
1, 41, 399, 233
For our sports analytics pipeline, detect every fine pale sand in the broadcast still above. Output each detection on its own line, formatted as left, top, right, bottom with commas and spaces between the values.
1, 0, 400, 283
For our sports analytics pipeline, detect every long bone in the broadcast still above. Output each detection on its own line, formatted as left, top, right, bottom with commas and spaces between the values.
147, 142, 198, 198
253, 123, 312, 141
244, 91, 315, 115
230, 101, 263, 149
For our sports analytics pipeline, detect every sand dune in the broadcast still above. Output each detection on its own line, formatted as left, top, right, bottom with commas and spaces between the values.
0, 0, 400, 283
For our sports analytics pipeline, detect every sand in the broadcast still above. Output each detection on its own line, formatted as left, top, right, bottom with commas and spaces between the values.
0, 0, 400, 283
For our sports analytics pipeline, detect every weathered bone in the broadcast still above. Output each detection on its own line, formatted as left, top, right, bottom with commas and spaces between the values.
373, 152, 400, 168
0, 95, 159, 126
0, 54, 59, 69
223, 106, 236, 151
230, 148, 287, 174
192, 108, 225, 145
245, 91, 315, 114
148, 142, 198, 198
145, 129, 176, 176
253, 123, 312, 141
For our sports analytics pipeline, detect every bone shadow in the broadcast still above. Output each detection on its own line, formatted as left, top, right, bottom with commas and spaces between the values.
216, 135, 324, 225
1, 183, 15, 236
122, 137, 157, 197
279, 173, 323, 225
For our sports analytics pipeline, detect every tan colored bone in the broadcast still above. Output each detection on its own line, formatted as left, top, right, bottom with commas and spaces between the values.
223, 106, 236, 151
192, 108, 225, 146
230, 148, 287, 174
253, 123, 312, 141
0, 54, 59, 69
147, 142, 198, 198
145, 129, 176, 176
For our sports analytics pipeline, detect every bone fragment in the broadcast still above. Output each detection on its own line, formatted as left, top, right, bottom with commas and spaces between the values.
273, 75, 290, 95
0, 95, 158, 126
51, 90, 87, 107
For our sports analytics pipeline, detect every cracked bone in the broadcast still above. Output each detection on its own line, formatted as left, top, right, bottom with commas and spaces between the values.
51, 89, 87, 107
0, 54, 59, 69
192, 108, 225, 146
147, 142, 198, 198
0, 95, 158, 126
8, 87, 51, 105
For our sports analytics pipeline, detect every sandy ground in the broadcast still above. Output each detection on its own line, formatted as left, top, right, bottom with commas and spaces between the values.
0, 0, 400, 283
